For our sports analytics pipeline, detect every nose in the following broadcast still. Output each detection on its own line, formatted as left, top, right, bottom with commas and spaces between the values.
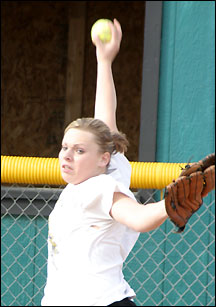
62, 149, 74, 162
64, 153, 73, 162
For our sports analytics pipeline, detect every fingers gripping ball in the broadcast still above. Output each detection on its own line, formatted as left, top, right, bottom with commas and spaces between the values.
91, 19, 112, 43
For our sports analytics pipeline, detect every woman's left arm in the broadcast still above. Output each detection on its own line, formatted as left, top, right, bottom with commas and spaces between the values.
110, 192, 168, 233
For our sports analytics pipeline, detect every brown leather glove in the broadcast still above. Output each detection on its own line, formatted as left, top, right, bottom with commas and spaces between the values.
165, 153, 215, 233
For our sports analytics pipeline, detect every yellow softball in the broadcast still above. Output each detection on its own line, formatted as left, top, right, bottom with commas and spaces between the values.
91, 19, 112, 43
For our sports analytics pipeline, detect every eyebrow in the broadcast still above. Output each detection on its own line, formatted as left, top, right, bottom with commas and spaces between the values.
62, 142, 86, 147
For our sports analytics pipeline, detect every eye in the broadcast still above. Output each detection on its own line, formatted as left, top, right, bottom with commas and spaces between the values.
76, 148, 84, 154
61, 145, 67, 151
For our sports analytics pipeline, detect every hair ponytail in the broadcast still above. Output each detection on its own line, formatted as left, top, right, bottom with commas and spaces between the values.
111, 131, 129, 154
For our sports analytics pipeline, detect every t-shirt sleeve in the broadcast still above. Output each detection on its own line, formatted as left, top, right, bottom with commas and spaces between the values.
106, 153, 132, 189
81, 174, 136, 221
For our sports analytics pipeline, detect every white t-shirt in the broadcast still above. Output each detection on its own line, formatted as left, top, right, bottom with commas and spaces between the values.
41, 153, 140, 306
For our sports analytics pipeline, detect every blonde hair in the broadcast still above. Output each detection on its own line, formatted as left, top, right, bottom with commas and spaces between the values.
64, 118, 129, 154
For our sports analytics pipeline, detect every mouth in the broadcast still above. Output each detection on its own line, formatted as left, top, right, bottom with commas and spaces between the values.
62, 164, 73, 173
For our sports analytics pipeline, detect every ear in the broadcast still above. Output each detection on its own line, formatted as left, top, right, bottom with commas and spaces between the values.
99, 152, 111, 168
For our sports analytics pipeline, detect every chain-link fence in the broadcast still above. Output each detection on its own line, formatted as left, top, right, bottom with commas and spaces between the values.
1, 184, 215, 306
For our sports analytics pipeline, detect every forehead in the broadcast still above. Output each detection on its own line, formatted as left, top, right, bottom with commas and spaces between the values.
62, 128, 96, 145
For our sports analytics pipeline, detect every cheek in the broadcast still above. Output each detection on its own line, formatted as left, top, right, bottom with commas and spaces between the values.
78, 156, 97, 170
58, 150, 64, 164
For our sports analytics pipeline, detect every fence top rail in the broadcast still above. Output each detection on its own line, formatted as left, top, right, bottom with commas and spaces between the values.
1, 155, 188, 189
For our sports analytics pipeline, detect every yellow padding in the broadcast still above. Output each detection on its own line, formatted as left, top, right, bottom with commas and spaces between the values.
1, 155, 187, 189
130, 161, 187, 189
1, 156, 65, 186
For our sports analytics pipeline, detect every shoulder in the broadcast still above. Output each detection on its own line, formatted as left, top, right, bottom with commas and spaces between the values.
110, 152, 131, 169
107, 153, 132, 188
81, 173, 135, 208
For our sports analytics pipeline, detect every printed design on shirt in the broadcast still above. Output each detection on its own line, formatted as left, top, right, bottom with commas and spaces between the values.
48, 218, 58, 254
48, 232, 59, 254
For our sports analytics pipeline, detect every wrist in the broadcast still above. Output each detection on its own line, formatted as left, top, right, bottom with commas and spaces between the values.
97, 59, 113, 66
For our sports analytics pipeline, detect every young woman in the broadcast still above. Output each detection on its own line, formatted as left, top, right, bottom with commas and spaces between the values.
41, 19, 168, 306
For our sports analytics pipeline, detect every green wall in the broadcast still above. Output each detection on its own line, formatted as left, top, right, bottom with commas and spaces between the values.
1, 215, 48, 306
155, 1, 215, 306
156, 1, 215, 163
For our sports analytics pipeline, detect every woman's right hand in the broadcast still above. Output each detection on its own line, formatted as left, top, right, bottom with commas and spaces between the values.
92, 19, 122, 64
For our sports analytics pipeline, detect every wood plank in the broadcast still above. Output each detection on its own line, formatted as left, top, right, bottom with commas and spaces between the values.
65, 1, 86, 127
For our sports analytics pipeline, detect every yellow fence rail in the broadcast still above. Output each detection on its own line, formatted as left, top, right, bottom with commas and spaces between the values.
1, 155, 187, 189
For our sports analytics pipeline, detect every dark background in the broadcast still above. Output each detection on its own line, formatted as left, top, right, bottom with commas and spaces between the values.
1, 1, 145, 161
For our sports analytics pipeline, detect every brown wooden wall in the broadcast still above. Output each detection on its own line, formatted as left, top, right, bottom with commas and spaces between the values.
1, 1, 145, 161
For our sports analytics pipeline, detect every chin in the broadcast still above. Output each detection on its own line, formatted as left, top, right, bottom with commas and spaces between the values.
61, 173, 73, 184
61, 171, 101, 185
61, 174, 83, 185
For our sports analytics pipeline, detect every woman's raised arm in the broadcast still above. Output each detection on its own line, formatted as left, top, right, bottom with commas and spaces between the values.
92, 19, 122, 133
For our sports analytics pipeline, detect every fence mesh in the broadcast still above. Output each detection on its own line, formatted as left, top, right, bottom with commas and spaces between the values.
1, 184, 215, 306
